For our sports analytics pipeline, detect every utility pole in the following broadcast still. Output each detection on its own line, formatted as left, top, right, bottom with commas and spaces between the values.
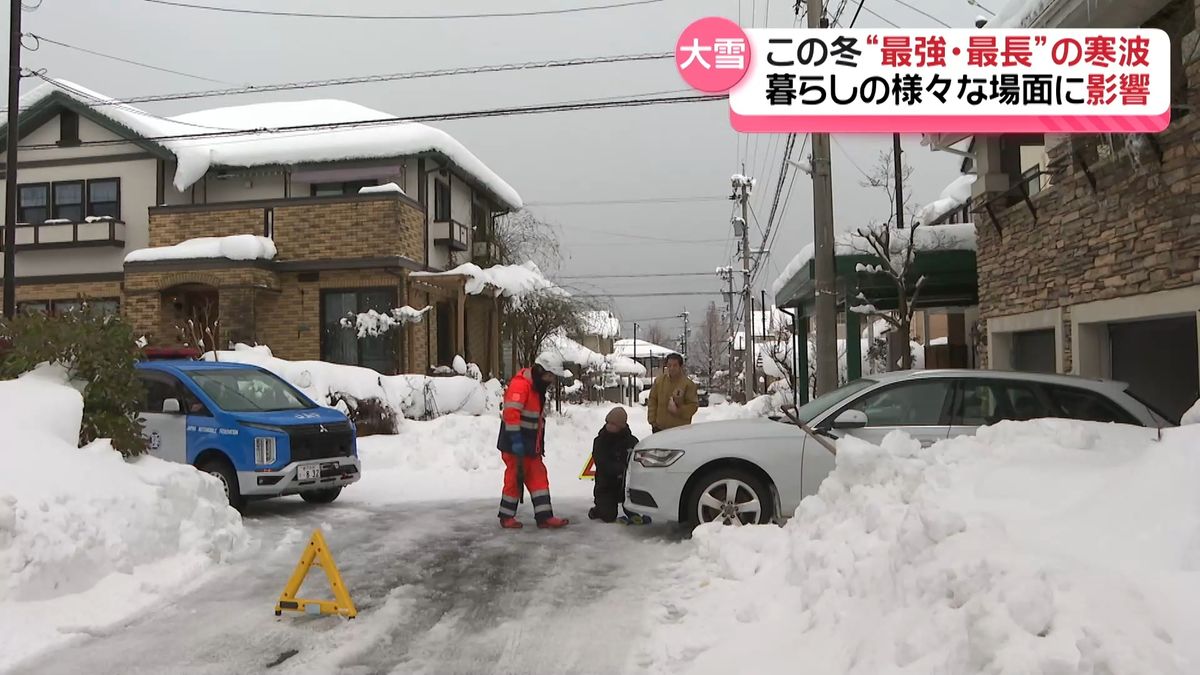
4, 0, 23, 318
808, 0, 838, 396
893, 132, 905, 229
717, 266, 736, 399
632, 322, 639, 406
732, 174, 755, 403
679, 310, 690, 362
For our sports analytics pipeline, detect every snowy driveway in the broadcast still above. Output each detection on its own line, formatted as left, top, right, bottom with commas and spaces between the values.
17, 496, 689, 675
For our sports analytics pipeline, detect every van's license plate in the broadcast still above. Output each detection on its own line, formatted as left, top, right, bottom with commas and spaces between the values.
297, 464, 321, 481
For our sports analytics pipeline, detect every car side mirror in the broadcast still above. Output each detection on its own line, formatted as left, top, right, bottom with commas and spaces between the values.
831, 409, 868, 429
161, 398, 182, 414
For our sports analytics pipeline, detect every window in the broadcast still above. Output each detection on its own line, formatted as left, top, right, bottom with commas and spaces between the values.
59, 110, 80, 146
18, 184, 48, 224
845, 380, 952, 427
87, 179, 120, 219
53, 181, 84, 222
189, 369, 312, 413
321, 288, 399, 374
1044, 386, 1139, 425
17, 300, 48, 315
950, 380, 1052, 426
434, 179, 451, 221
310, 180, 377, 197
136, 372, 209, 416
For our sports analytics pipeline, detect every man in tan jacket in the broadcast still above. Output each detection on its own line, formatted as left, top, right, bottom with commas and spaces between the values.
648, 353, 699, 433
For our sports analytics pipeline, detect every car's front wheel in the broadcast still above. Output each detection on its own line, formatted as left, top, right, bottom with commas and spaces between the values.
301, 487, 342, 504
688, 468, 774, 526
198, 456, 244, 511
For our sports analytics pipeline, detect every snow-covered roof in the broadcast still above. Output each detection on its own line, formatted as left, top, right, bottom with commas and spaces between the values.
578, 310, 621, 339
541, 332, 645, 377
411, 262, 562, 304
771, 223, 978, 300
124, 235, 276, 263
612, 338, 676, 359
16, 80, 521, 210
914, 174, 977, 227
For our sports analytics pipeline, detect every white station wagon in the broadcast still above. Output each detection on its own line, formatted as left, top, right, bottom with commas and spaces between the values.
623, 369, 1170, 527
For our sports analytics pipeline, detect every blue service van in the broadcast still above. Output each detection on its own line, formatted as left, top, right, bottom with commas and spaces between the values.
134, 360, 361, 509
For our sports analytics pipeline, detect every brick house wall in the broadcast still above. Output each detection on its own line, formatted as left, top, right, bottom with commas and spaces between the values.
15, 279, 122, 305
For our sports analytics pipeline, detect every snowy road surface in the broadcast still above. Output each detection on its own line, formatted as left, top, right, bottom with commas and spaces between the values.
16, 496, 689, 675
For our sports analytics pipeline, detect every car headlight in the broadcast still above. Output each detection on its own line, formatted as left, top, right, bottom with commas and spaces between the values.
633, 449, 685, 468
254, 436, 277, 466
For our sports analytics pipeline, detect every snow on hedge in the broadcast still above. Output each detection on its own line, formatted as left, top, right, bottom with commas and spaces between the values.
206, 344, 502, 420
0, 365, 247, 670
124, 235, 277, 263
19, 80, 521, 210
341, 306, 429, 338
641, 420, 1200, 674
913, 174, 977, 226
771, 223, 977, 299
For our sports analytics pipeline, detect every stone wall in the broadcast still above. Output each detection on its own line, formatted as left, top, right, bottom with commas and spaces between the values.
980, 61, 1200, 325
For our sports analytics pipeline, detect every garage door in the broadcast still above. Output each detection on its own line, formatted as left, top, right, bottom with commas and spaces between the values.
1011, 329, 1056, 373
1109, 316, 1199, 424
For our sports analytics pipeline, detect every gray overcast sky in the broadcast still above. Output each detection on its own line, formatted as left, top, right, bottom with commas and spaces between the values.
8, 0, 989, 344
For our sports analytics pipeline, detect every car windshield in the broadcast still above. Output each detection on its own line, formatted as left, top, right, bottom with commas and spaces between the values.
793, 378, 878, 423
188, 369, 315, 413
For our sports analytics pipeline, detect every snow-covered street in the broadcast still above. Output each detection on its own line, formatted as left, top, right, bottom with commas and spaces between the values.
15, 495, 689, 675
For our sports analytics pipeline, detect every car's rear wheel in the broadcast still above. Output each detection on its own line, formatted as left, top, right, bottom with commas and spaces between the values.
688, 468, 774, 526
198, 456, 244, 511
301, 487, 342, 504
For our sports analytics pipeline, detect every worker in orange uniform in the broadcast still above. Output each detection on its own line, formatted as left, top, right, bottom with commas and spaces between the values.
496, 352, 570, 529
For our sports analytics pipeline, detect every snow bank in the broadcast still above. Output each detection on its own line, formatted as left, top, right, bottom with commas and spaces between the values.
124, 235, 277, 263
357, 182, 406, 196
0, 366, 247, 670
206, 344, 501, 420
914, 174, 977, 226
18, 80, 521, 209
640, 420, 1200, 674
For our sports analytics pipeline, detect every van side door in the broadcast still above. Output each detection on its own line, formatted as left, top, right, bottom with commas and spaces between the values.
136, 370, 191, 464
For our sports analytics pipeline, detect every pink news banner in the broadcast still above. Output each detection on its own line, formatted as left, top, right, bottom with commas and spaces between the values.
675, 16, 1172, 135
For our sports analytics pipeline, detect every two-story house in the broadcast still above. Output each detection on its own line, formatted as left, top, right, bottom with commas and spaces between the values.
0, 79, 522, 377
921, 0, 1200, 421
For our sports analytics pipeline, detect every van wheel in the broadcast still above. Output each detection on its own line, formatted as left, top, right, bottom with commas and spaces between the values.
687, 468, 773, 527
301, 488, 342, 504
198, 457, 244, 511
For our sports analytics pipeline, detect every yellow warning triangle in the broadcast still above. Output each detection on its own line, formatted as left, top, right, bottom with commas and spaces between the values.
275, 529, 358, 619
579, 455, 596, 480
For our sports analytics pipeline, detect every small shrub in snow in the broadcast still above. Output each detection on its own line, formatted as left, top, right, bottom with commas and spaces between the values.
328, 392, 398, 436
0, 306, 146, 455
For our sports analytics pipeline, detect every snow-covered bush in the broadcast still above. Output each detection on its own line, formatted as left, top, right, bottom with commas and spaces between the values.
0, 305, 146, 454
327, 391, 398, 436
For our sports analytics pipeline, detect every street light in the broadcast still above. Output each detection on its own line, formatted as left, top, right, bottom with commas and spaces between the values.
967, 0, 995, 16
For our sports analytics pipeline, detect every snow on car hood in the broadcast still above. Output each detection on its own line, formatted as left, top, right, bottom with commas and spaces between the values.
637, 418, 802, 449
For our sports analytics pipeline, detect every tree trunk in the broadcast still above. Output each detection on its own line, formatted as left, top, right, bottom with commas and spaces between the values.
896, 293, 913, 370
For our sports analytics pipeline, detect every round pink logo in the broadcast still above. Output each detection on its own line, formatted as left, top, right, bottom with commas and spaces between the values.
676, 17, 751, 93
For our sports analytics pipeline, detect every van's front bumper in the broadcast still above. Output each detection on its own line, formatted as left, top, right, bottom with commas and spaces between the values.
237, 456, 361, 497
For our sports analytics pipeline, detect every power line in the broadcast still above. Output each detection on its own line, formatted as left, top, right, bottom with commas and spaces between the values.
859, 4, 900, 27
572, 291, 723, 298
142, 0, 665, 20
831, 136, 874, 182
16, 89, 725, 151
526, 195, 727, 207
26, 33, 231, 84
17, 51, 674, 109
556, 272, 716, 279
570, 240, 728, 247
885, 0, 952, 27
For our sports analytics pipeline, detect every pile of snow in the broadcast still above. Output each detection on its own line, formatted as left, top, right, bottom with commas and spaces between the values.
411, 261, 561, 307
124, 235, 277, 263
357, 182, 406, 196
18, 80, 521, 209
771, 223, 977, 301
205, 344, 501, 420
913, 174, 977, 226
0, 365, 247, 670
640, 420, 1200, 673
341, 306, 429, 338
578, 310, 622, 339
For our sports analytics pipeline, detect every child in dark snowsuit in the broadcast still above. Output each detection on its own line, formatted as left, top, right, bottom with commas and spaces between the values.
588, 407, 639, 523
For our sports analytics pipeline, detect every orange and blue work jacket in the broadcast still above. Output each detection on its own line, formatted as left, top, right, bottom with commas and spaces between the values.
496, 368, 546, 456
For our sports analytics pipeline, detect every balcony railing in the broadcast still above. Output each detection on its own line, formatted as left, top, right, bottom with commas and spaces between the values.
13, 218, 126, 250
433, 219, 470, 252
